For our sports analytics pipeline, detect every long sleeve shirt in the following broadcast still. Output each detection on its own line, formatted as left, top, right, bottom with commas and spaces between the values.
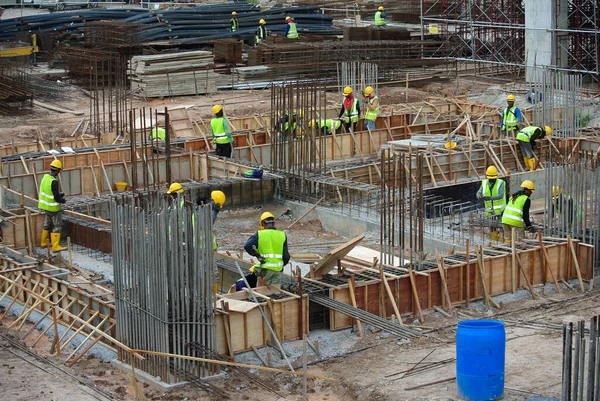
284, 23, 290, 37
51, 179, 66, 204
529, 128, 545, 149
510, 189, 532, 227
244, 227, 290, 265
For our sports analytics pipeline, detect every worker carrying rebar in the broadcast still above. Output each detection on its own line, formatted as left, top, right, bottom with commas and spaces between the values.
39, 160, 67, 252
285, 16, 298, 39
339, 86, 360, 133
210, 104, 234, 158
308, 119, 341, 136
363, 86, 380, 131
229, 265, 258, 293
501, 180, 536, 242
255, 19, 267, 45
476, 166, 506, 217
244, 212, 290, 290
550, 186, 582, 231
375, 6, 386, 27
500, 94, 522, 137
516, 125, 552, 171
230, 11, 238, 32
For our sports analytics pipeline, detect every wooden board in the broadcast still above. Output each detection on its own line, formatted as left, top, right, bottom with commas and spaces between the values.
309, 235, 365, 278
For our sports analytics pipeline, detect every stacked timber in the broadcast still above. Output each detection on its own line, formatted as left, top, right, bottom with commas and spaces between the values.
213, 39, 242, 64
232, 66, 273, 83
130, 51, 218, 97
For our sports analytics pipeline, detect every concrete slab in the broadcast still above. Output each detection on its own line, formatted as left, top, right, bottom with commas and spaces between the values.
111, 359, 189, 392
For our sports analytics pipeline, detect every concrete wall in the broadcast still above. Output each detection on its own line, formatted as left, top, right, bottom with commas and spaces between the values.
525, 0, 554, 81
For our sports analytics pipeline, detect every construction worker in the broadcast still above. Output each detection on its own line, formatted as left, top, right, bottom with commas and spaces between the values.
244, 212, 290, 290
230, 11, 239, 32
197, 190, 225, 251
308, 119, 341, 136
167, 182, 185, 206
279, 111, 304, 140
230, 265, 258, 293
500, 94, 522, 136
374, 6, 386, 27
339, 86, 360, 133
244, 166, 264, 179
363, 86, 380, 131
285, 16, 298, 39
476, 166, 506, 217
516, 125, 552, 171
255, 19, 267, 45
210, 104, 234, 158
501, 180, 536, 242
550, 186, 582, 230
150, 125, 165, 141
39, 160, 67, 252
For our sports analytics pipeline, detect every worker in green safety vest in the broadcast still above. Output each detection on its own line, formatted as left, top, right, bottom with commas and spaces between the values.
285, 16, 298, 39
255, 19, 267, 45
374, 6, 386, 27
501, 180, 536, 243
476, 166, 506, 217
244, 212, 290, 290
150, 125, 166, 141
516, 125, 552, 171
363, 86, 380, 131
39, 159, 67, 252
230, 11, 239, 32
308, 119, 341, 136
339, 86, 360, 133
210, 104, 234, 158
500, 94, 522, 137
550, 186, 582, 231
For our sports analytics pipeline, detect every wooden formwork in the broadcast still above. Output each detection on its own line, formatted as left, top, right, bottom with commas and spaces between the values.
215, 287, 309, 356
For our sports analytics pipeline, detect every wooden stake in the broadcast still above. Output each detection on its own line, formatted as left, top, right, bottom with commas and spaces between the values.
465, 239, 470, 306
434, 251, 453, 312
288, 197, 324, 229
568, 236, 585, 292
408, 268, 424, 323
476, 246, 491, 309
538, 232, 562, 293
347, 277, 363, 337
302, 335, 308, 401
511, 227, 517, 293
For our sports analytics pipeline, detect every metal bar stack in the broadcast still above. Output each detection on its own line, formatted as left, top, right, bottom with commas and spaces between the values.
111, 196, 217, 383
562, 316, 600, 401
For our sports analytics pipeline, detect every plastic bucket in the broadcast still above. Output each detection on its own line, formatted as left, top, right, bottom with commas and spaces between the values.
115, 182, 128, 192
456, 320, 505, 401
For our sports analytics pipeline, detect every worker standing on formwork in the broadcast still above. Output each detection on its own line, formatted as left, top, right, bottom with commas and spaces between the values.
285, 16, 298, 39
308, 119, 341, 136
501, 180, 536, 243
210, 104, 234, 158
255, 19, 267, 45
500, 94, 522, 137
339, 86, 360, 133
363, 86, 380, 131
39, 160, 67, 252
244, 212, 290, 290
374, 6, 386, 27
230, 11, 238, 32
476, 166, 506, 241
516, 125, 552, 171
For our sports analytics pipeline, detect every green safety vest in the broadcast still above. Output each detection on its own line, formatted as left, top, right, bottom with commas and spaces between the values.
502, 106, 518, 131
319, 119, 341, 132
230, 18, 238, 32
375, 11, 385, 26
151, 127, 165, 141
554, 195, 583, 224
170, 198, 217, 250
257, 229, 286, 271
501, 194, 528, 228
364, 95, 380, 121
344, 98, 359, 123
211, 118, 230, 144
256, 25, 267, 43
481, 179, 506, 216
287, 22, 298, 39
38, 174, 61, 212
516, 126, 539, 143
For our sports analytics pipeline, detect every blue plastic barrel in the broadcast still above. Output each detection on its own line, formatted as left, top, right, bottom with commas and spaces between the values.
456, 320, 506, 401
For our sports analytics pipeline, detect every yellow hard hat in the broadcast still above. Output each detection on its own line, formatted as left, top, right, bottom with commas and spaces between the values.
212, 104, 223, 114
211, 190, 226, 207
544, 126, 552, 136
167, 182, 184, 194
308, 119, 316, 128
364, 86, 374, 96
507, 94, 516, 102
286, 16, 292, 21
378, 6, 384, 11
552, 186, 562, 197
249, 264, 256, 273
259, 19, 266, 25
259, 211, 275, 230
343, 86, 353, 96
485, 165, 498, 179
50, 159, 63, 170
521, 180, 535, 191
232, 11, 237, 16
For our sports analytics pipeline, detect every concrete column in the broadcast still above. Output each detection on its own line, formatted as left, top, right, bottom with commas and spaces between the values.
525, 0, 554, 81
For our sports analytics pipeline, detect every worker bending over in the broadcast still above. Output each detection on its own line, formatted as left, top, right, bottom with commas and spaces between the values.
210, 104, 234, 158
374, 6, 386, 27
516, 125, 551, 171
308, 119, 341, 136
500, 94, 521, 137
230, 265, 258, 293
363, 86, 380, 131
39, 160, 67, 252
255, 19, 267, 45
285, 16, 298, 39
339, 86, 360, 133
476, 166, 506, 217
230, 11, 238, 32
244, 212, 290, 290
501, 180, 536, 242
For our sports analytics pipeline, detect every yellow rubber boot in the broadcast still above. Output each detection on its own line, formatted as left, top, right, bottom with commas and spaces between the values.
523, 157, 529, 171
40, 230, 49, 247
51, 233, 67, 252
529, 157, 537, 171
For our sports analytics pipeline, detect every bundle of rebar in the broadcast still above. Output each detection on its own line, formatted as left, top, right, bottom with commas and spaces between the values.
562, 316, 600, 401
